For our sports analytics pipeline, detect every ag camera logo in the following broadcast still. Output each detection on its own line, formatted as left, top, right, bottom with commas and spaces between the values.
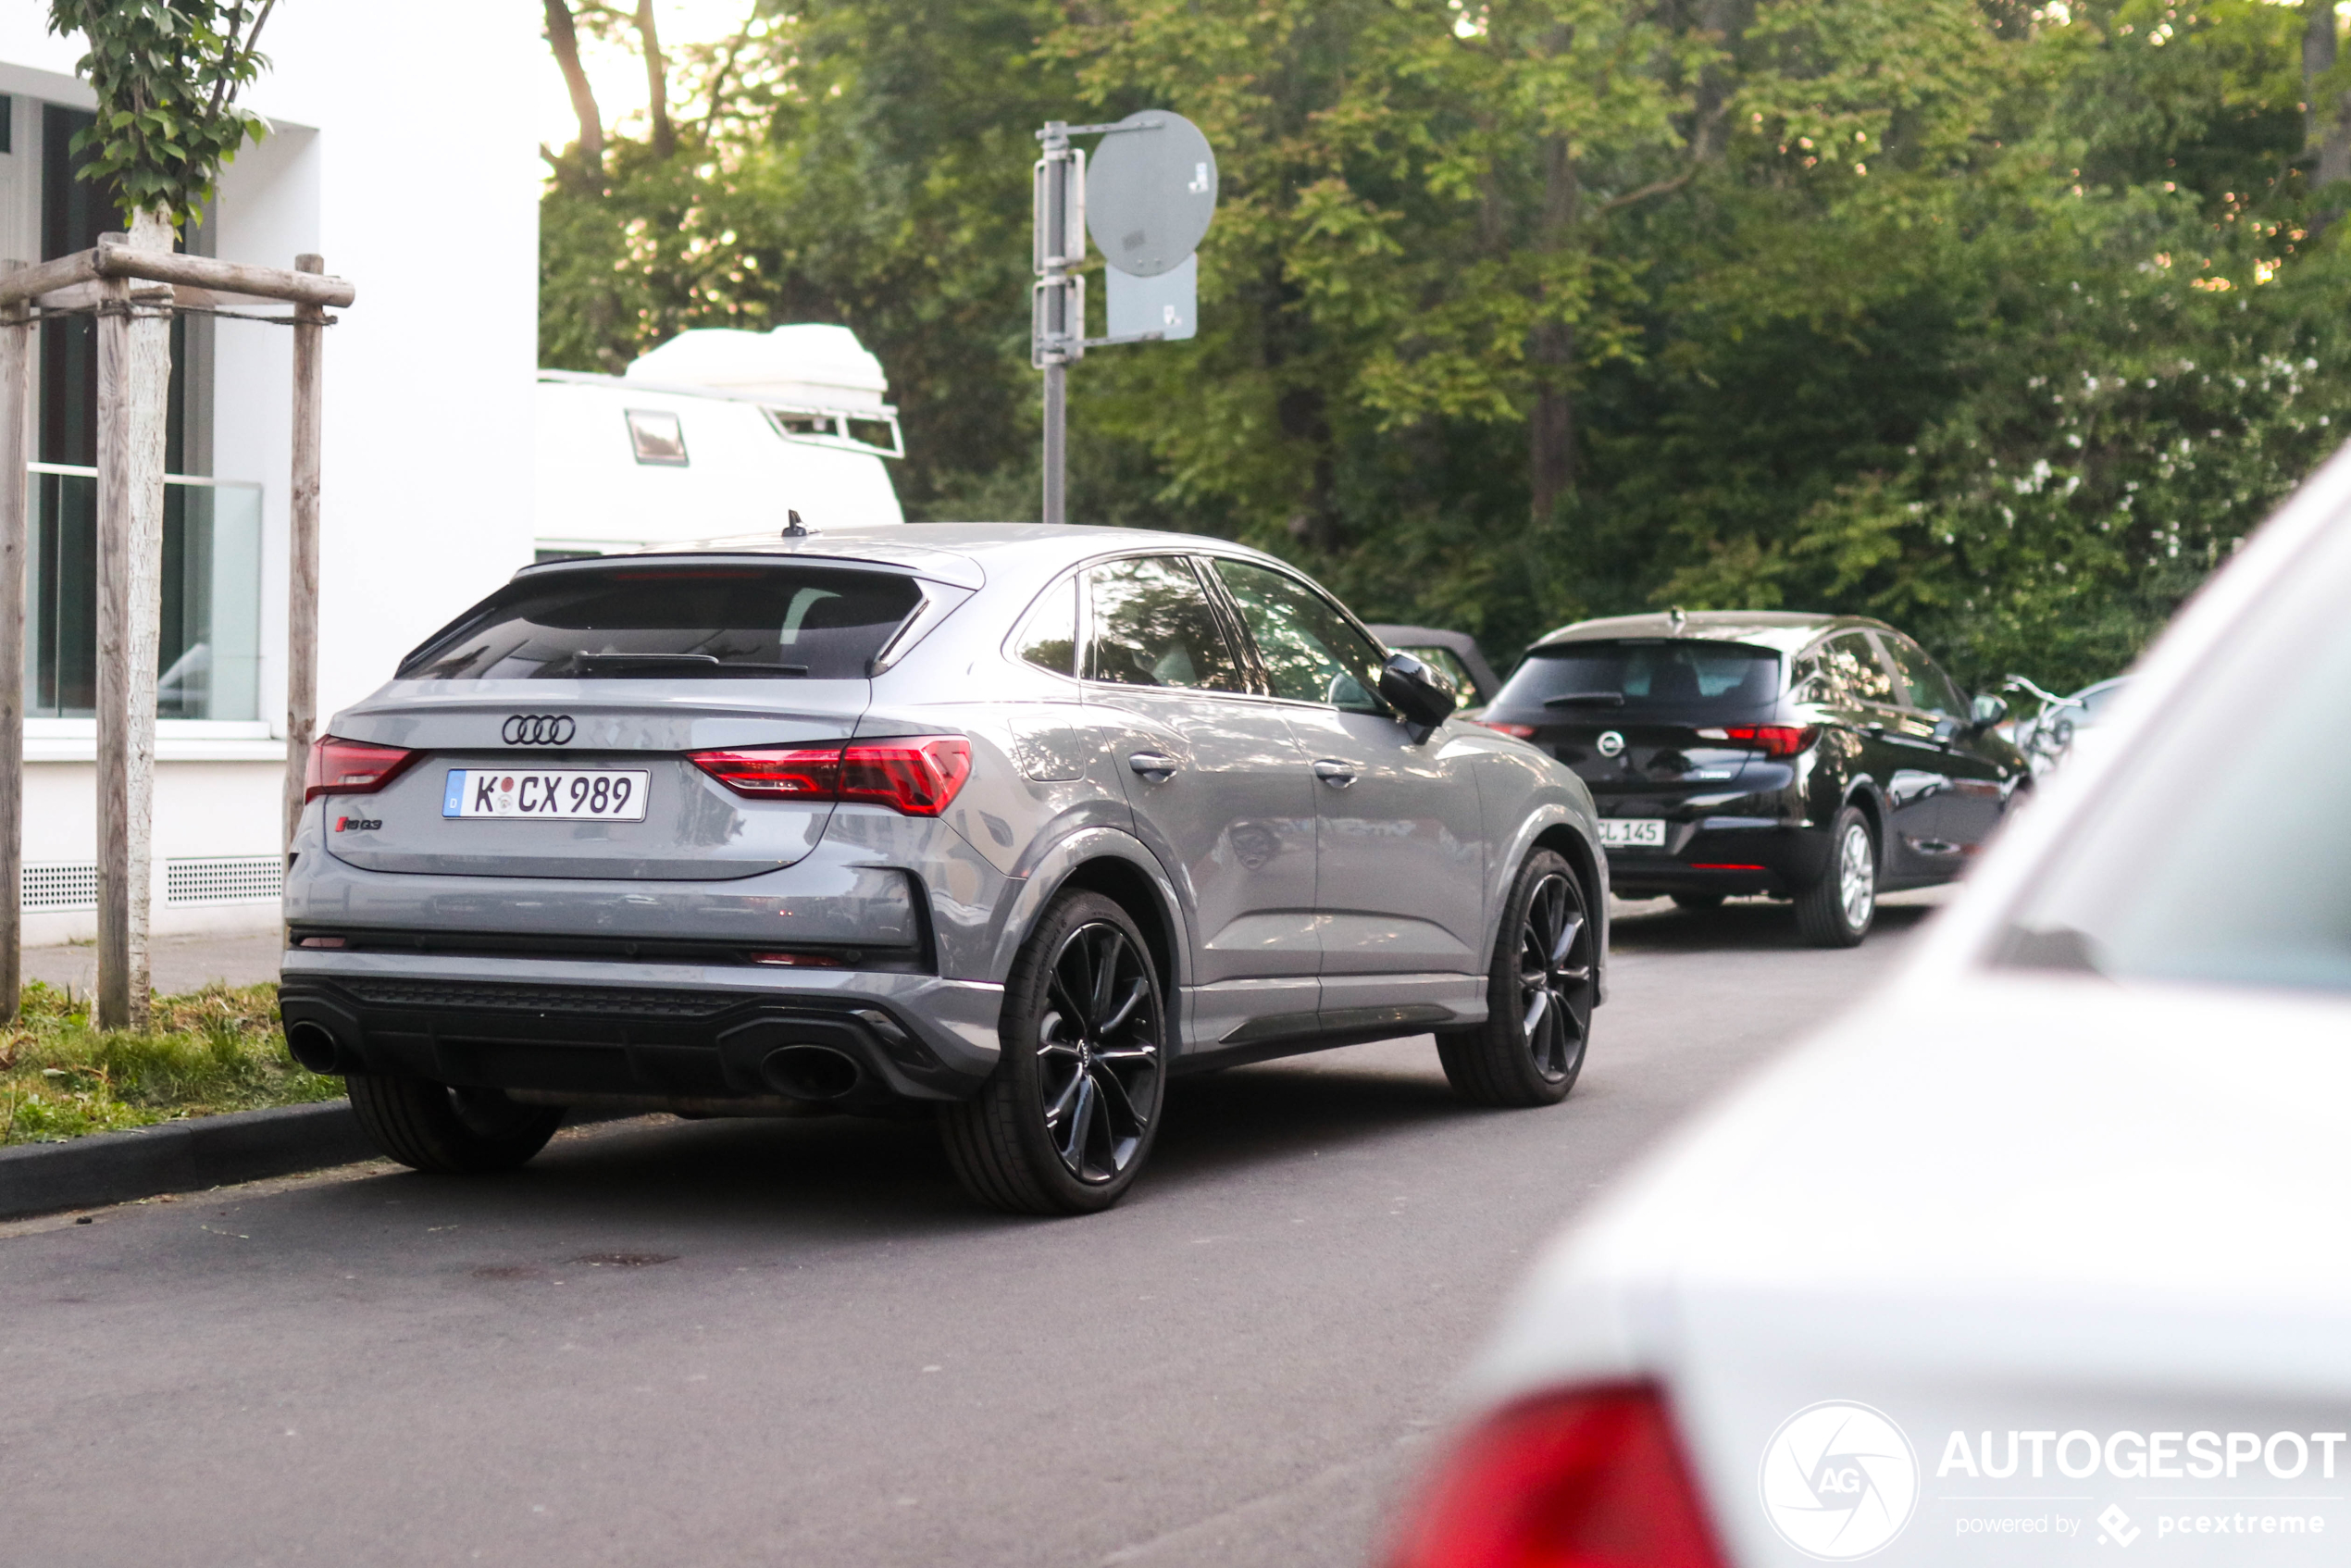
1760, 1401, 1920, 1561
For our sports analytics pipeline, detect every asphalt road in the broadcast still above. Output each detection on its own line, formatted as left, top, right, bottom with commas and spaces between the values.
0, 892, 1942, 1568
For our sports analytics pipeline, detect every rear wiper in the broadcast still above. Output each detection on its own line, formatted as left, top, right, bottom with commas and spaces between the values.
562, 653, 811, 678
1544, 691, 1625, 708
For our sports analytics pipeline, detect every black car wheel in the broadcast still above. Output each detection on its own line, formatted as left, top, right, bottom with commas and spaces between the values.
1794, 804, 1878, 947
940, 890, 1167, 1215
345, 1074, 563, 1174
1437, 850, 1595, 1108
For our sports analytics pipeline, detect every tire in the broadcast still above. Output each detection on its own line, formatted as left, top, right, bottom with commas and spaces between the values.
939, 890, 1168, 1215
1794, 804, 1878, 948
344, 1073, 563, 1174
1436, 850, 1596, 1109
1670, 892, 1724, 912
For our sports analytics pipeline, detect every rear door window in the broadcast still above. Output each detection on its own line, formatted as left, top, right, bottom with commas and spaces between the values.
399, 563, 924, 680
1492, 640, 1780, 716
1822, 632, 1898, 706
1085, 556, 1248, 693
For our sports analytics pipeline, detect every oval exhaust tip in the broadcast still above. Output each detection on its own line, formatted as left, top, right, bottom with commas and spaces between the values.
285, 1020, 345, 1074
759, 1044, 861, 1101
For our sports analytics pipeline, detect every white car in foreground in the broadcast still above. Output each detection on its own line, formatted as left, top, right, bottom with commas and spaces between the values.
1387, 448, 2351, 1568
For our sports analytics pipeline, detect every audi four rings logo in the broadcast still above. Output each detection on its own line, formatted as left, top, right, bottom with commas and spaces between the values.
502, 714, 576, 746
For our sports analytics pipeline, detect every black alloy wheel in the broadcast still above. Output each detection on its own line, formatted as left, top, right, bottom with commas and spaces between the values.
940, 890, 1167, 1214
1437, 849, 1596, 1108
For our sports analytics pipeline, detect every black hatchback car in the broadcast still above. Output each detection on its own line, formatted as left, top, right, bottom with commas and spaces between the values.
1476, 611, 2028, 945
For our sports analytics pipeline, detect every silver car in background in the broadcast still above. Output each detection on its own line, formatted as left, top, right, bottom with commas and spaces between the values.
280, 525, 1607, 1213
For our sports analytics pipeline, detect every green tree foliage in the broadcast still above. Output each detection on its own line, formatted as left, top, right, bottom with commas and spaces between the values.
540, 0, 2351, 692
44, 0, 277, 230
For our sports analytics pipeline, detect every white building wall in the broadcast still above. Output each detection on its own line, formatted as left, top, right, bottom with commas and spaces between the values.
2, 8, 543, 943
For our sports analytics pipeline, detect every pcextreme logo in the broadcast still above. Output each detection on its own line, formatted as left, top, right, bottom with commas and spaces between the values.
1760, 1401, 1921, 1561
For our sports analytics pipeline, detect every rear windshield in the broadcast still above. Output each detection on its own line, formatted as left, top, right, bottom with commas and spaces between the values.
1494, 640, 1781, 716
399, 564, 923, 681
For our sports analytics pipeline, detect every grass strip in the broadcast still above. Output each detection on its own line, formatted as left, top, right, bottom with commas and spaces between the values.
1, 981, 341, 1145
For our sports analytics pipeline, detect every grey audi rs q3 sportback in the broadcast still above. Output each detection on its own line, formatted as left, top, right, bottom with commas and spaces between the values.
280, 525, 1608, 1213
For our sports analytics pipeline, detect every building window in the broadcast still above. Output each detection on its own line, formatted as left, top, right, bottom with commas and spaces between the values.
26, 467, 263, 720
23, 100, 252, 722
626, 409, 689, 466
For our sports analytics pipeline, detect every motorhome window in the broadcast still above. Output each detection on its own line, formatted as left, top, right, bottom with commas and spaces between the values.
766, 411, 838, 439
399, 565, 922, 681
626, 409, 689, 466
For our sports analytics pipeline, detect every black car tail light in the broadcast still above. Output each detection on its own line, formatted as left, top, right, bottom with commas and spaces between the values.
1475, 720, 1539, 740
1386, 1384, 1726, 1568
1697, 724, 1818, 758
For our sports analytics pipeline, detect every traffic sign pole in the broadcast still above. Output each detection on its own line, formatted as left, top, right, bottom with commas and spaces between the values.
1032, 111, 1217, 524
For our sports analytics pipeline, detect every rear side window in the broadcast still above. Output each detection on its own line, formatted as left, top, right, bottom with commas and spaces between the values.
1494, 640, 1779, 716
399, 564, 923, 680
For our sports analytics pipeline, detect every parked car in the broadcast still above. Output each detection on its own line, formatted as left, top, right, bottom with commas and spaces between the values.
279, 525, 1609, 1214
1369, 624, 1503, 711
1386, 453, 2351, 1567
2002, 673, 2129, 778
1474, 611, 2028, 946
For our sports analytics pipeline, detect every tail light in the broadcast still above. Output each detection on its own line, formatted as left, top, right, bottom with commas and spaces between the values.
305, 736, 417, 801
838, 737, 973, 815
687, 744, 843, 800
1697, 724, 1817, 758
1477, 720, 1539, 740
690, 736, 973, 817
1387, 1385, 1725, 1568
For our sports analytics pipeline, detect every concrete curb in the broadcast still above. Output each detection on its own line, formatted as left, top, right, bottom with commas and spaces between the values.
0, 1101, 374, 1221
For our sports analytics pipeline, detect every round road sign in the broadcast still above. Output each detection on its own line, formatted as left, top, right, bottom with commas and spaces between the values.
1085, 111, 1218, 278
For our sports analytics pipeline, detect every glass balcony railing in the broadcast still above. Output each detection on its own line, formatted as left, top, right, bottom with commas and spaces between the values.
24, 463, 265, 722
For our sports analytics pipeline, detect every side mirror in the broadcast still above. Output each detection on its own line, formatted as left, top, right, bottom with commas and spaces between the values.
1378, 652, 1458, 743
1971, 692, 2008, 725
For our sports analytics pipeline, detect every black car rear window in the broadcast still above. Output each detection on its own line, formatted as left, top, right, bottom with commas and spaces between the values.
399, 564, 923, 680
1494, 640, 1781, 716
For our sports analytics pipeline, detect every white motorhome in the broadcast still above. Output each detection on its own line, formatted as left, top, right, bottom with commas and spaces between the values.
534, 324, 905, 560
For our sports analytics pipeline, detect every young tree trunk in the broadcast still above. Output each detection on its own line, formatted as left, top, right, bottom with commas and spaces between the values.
2308, 0, 2351, 194
0, 265, 25, 1024
283, 255, 325, 854
543, 0, 605, 181
94, 208, 174, 1029
636, 0, 678, 159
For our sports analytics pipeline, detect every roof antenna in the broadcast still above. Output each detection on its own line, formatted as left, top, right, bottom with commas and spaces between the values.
1668, 604, 1687, 635
782, 509, 808, 538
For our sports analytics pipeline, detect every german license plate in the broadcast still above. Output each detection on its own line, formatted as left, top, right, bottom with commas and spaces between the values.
1598, 818, 1666, 849
442, 769, 649, 821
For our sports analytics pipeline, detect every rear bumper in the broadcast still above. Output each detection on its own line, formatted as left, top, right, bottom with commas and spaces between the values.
1602, 819, 1831, 898
279, 950, 1002, 1107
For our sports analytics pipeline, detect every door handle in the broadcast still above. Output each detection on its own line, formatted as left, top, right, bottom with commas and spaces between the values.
1312, 759, 1358, 788
1127, 752, 1179, 782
